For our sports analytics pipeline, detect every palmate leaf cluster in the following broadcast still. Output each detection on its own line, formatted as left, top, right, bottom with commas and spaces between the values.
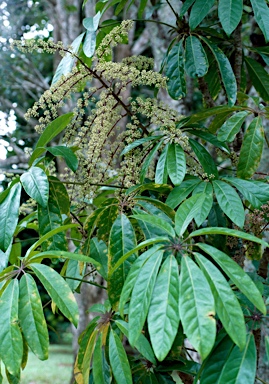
1, 0, 269, 383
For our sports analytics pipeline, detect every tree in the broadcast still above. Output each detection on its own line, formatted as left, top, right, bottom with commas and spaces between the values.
1, 0, 269, 383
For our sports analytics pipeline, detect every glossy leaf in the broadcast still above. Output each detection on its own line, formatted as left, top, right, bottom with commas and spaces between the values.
30, 114, 74, 163
115, 319, 156, 364
201, 37, 237, 106
166, 179, 201, 209
30, 263, 79, 326
192, 187, 213, 227
218, 0, 243, 35
189, 226, 269, 248
38, 183, 67, 251
140, 140, 163, 183
213, 180, 245, 228
121, 136, 163, 156
189, 0, 215, 29
20, 167, 49, 207
66, 259, 85, 292
92, 334, 110, 384
237, 117, 264, 179
200, 334, 235, 383
46, 146, 78, 172
132, 213, 175, 237
189, 139, 219, 178
179, 256, 216, 360
166, 41, 186, 99
167, 143, 186, 186
129, 249, 163, 345
155, 144, 168, 184
250, 0, 269, 42
0, 280, 23, 375
196, 243, 266, 314
184, 36, 208, 78
90, 238, 108, 279
217, 333, 256, 383
49, 176, 70, 215
118, 245, 162, 318
223, 177, 269, 208
52, 33, 85, 84
25, 223, 78, 258
175, 193, 206, 236
18, 274, 49, 360
194, 253, 246, 349
148, 255, 180, 361
83, 30, 96, 57
188, 129, 229, 152
108, 214, 136, 309
109, 330, 132, 384
0, 183, 21, 252
97, 204, 118, 242
134, 196, 175, 220
245, 57, 269, 102
217, 111, 249, 142
180, 0, 195, 17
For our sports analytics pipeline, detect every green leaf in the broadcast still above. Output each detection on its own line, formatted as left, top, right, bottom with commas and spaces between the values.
186, 106, 240, 125
188, 129, 230, 152
134, 196, 175, 220
140, 140, 163, 183
49, 176, 70, 215
200, 37, 237, 106
180, 0, 195, 17
129, 249, 163, 346
0, 183, 21, 252
194, 253, 246, 349
108, 214, 137, 309
245, 57, 269, 101
109, 330, 132, 384
38, 183, 67, 252
237, 117, 264, 179
132, 213, 175, 237
110, 239, 168, 276
52, 33, 85, 84
175, 193, 206, 236
25, 223, 77, 258
199, 334, 235, 383
223, 177, 269, 208
218, 0, 243, 35
30, 263, 79, 326
166, 41, 186, 99
250, 0, 269, 42
118, 245, 162, 318
184, 36, 209, 78
97, 204, 118, 242
18, 274, 49, 360
189, 226, 269, 248
92, 334, 110, 384
46, 146, 78, 172
115, 319, 156, 364
29, 114, 73, 164
216, 333, 256, 383
0, 280, 23, 375
90, 238, 108, 279
83, 12, 101, 31
192, 188, 213, 227
148, 255, 180, 361
20, 167, 49, 207
179, 256, 216, 360
217, 111, 249, 142
167, 144, 186, 186
155, 144, 168, 184
189, 0, 215, 29
266, 335, 269, 361
189, 139, 219, 178
121, 136, 163, 156
213, 180, 245, 227
196, 243, 266, 314
75, 323, 98, 383
66, 259, 85, 292
166, 179, 201, 209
